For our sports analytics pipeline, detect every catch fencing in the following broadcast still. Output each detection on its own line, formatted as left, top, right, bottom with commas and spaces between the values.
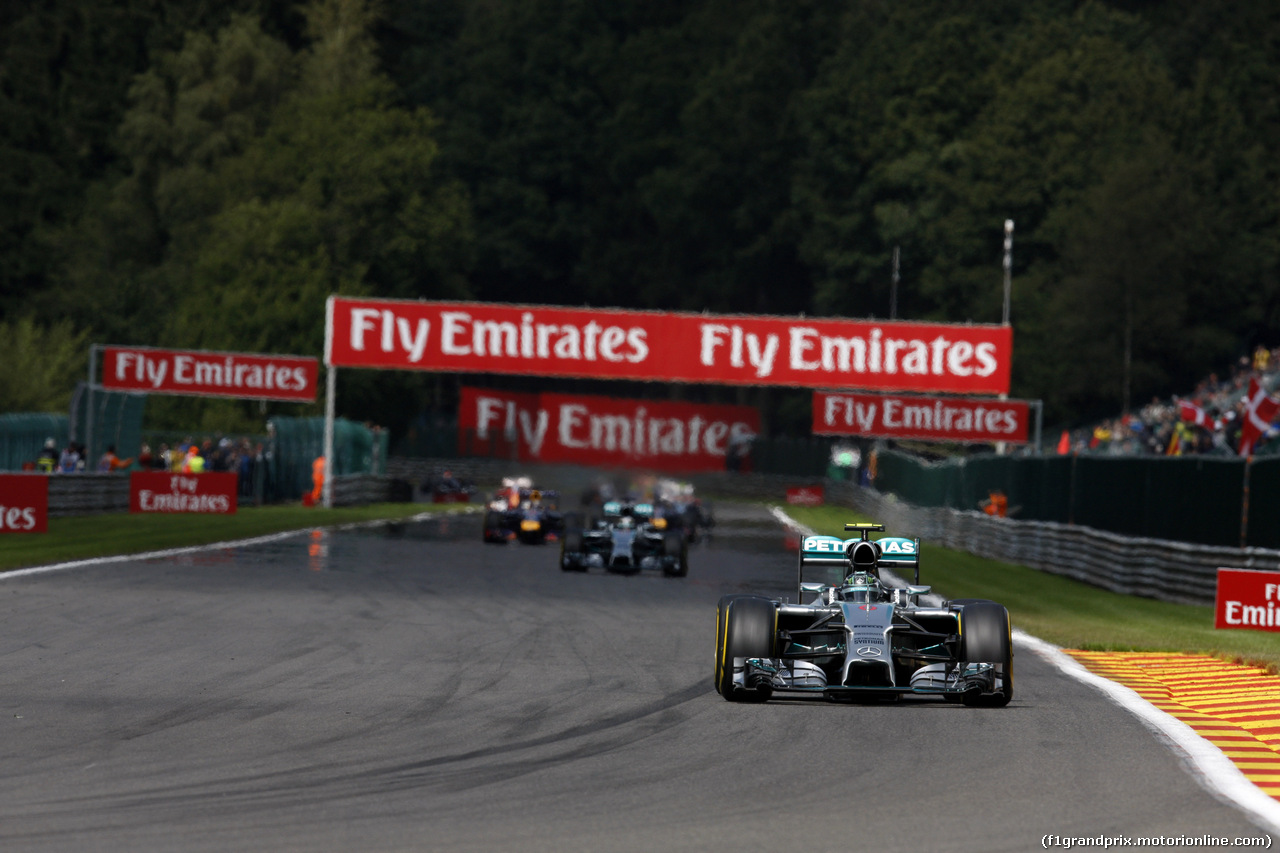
873, 447, 1280, 550
0, 413, 68, 471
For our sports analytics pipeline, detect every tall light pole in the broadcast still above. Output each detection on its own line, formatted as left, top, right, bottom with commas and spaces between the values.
998, 219, 1014, 455
890, 245, 900, 320
1002, 219, 1014, 326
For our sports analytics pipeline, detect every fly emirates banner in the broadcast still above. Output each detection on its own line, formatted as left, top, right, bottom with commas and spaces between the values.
458, 387, 760, 471
326, 297, 1013, 394
101, 346, 318, 402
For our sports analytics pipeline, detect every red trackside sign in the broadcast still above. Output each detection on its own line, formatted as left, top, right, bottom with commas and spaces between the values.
130, 472, 238, 514
0, 474, 49, 533
812, 390, 1030, 444
325, 297, 1013, 395
785, 485, 825, 506
101, 346, 319, 402
458, 386, 760, 472
1215, 568, 1280, 632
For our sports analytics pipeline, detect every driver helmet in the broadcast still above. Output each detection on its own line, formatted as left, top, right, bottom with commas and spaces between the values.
841, 570, 879, 603
616, 515, 635, 529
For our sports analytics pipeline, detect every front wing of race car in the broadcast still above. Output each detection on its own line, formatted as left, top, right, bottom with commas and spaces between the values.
561, 525, 688, 575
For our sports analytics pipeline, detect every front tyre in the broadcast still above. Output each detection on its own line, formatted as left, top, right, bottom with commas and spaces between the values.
959, 601, 1014, 707
715, 595, 775, 702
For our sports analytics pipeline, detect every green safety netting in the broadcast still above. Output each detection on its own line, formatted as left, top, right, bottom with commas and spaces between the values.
0, 412, 69, 471
265, 416, 389, 500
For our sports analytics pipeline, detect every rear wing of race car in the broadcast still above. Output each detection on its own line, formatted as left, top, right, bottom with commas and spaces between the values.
796, 522, 920, 598
874, 536, 920, 584
601, 500, 653, 519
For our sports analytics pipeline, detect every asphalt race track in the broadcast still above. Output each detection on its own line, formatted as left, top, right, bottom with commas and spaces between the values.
0, 503, 1272, 852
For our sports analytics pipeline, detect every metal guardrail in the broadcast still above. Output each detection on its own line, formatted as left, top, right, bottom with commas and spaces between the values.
48, 474, 131, 517
830, 483, 1272, 606
44, 472, 378, 514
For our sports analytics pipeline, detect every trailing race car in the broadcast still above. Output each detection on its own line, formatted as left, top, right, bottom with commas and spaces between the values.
482, 478, 564, 544
652, 479, 715, 543
714, 522, 1012, 706
560, 500, 689, 576
419, 469, 476, 504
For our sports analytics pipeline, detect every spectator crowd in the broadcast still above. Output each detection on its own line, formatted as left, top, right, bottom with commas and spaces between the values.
1064, 345, 1280, 457
37, 434, 265, 500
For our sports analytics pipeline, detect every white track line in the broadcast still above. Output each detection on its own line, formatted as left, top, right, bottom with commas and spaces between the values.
0, 510, 450, 581
769, 505, 1280, 834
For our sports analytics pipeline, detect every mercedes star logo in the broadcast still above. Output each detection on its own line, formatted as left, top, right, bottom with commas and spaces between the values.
856, 646, 883, 657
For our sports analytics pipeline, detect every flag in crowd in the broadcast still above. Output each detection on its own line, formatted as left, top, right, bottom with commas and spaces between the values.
1238, 376, 1280, 457
1178, 400, 1222, 432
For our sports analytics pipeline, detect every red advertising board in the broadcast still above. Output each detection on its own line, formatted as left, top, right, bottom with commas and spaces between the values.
0, 474, 49, 533
101, 346, 318, 402
1215, 568, 1280, 632
813, 391, 1030, 444
458, 386, 760, 472
130, 472, 238, 514
326, 297, 1013, 395
785, 485, 825, 506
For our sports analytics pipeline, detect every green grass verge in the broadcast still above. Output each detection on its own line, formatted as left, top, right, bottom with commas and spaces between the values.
780, 504, 1280, 673
0, 503, 470, 573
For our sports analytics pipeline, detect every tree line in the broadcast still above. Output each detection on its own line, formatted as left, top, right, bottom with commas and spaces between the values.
3, 0, 1279, 438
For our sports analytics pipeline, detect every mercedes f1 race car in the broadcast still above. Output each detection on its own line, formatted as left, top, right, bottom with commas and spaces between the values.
715, 522, 1012, 706
560, 500, 689, 576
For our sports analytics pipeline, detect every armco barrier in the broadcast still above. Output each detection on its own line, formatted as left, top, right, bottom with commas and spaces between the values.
48, 474, 130, 516
42, 471, 389, 516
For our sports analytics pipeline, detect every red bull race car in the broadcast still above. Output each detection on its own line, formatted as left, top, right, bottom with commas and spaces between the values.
482, 477, 565, 544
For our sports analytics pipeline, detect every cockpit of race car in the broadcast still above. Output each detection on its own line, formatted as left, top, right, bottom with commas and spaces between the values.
714, 522, 1013, 707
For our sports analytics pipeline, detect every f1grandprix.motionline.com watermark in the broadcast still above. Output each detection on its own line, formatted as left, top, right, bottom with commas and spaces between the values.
1043, 835, 1271, 849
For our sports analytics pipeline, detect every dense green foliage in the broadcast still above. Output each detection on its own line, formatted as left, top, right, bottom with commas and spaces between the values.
5, 0, 1280, 434
0, 317, 89, 412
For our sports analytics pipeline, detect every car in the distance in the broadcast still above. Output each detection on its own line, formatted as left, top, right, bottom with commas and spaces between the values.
560, 500, 688, 576
483, 477, 564, 544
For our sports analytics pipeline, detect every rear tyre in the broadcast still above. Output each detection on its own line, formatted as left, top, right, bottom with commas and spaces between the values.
483, 510, 506, 544
662, 532, 688, 577
959, 601, 1013, 707
560, 530, 585, 572
715, 595, 775, 702
683, 507, 701, 543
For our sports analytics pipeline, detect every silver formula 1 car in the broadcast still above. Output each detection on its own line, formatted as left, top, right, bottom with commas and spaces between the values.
559, 500, 689, 576
714, 522, 1012, 706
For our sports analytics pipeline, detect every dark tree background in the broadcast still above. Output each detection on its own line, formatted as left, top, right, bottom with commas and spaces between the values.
4, 0, 1280, 435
